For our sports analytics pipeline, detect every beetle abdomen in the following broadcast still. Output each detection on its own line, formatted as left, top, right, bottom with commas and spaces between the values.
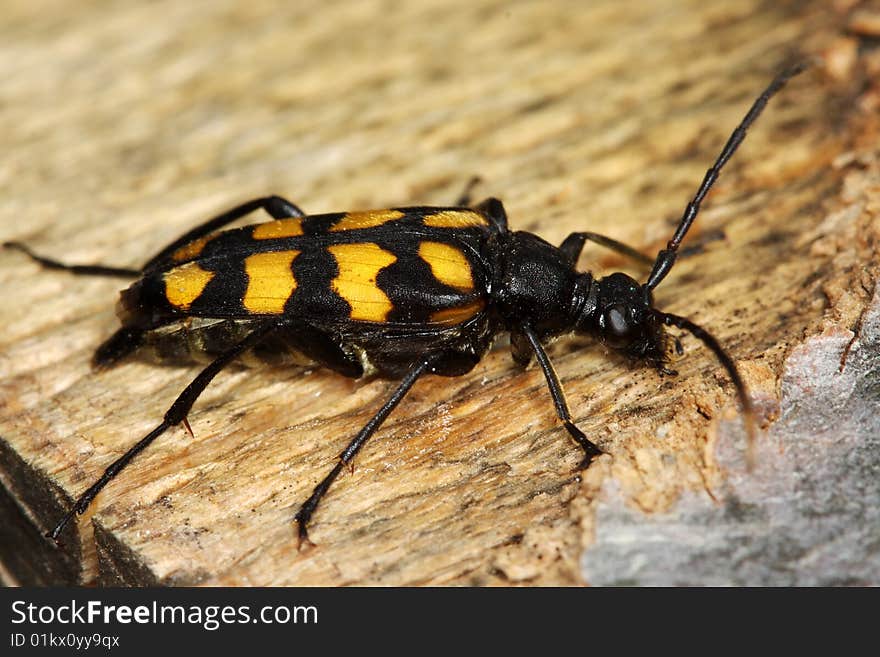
138, 318, 317, 368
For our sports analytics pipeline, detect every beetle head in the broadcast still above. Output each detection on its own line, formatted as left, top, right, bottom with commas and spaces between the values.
575, 272, 667, 363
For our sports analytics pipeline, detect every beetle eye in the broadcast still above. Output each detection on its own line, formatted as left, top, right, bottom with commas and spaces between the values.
606, 305, 631, 336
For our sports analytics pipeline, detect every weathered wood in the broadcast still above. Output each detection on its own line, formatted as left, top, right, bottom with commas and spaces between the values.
1, 0, 877, 586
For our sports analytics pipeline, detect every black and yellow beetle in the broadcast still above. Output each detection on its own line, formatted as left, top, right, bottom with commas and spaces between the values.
4, 64, 804, 546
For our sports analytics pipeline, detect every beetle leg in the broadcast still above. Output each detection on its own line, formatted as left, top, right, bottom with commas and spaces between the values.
453, 176, 483, 206
509, 329, 533, 366
472, 197, 509, 231
47, 319, 286, 543
3, 195, 307, 278
559, 232, 653, 267
293, 355, 438, 548
520, 324, 604, 469
279, 321, 363, 379
143, 195, 306, 271
92, 326, 148, 369
3, 241, 141, 278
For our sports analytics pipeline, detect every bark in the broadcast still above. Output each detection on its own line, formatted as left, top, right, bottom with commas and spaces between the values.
0, 0, 877, 585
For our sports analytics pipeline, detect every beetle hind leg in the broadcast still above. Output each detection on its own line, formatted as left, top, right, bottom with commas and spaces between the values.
48, 319, 286, 543
92, 327, 146, 369
279, 321, 364, 379
3, 241, 141, 279
142, 195, 306, 271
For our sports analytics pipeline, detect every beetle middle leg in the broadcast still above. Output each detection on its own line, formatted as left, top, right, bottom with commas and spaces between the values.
48, 318, 287, 542
293, 355, 439, 547
452, 176, 510, 231
453, 175, 483, 206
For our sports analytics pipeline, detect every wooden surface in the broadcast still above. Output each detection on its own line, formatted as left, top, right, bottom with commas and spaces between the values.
1, 0, 878, 586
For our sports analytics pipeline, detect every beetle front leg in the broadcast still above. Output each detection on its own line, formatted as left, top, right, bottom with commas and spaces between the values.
559, 232, 653, 267
519, 324, 603, 469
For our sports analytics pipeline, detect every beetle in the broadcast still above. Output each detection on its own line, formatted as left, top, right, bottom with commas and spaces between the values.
4, 64, 804, 547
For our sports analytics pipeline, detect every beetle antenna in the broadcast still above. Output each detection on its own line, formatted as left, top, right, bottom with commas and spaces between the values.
655, 311, 757, 469
644, 62, 808, 291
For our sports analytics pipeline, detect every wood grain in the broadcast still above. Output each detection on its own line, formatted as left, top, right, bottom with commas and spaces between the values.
1, 0, 877, 585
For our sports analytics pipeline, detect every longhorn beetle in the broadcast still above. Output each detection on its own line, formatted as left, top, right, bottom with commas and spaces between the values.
5, 64, 804, 546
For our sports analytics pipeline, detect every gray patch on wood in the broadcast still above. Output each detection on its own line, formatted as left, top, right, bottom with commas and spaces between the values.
581, 289, 880, 586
